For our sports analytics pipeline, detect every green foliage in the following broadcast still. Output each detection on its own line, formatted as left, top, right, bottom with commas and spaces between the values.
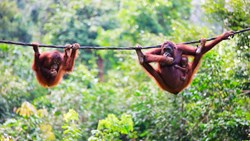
204, 0, 250, 30
0, 0, 31, 42
97, 0, 192, 46
88, 114, 135, 141
62, 109, 81, 141
0, 101, 55, 140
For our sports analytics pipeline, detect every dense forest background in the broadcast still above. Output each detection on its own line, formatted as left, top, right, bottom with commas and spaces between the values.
0, 0, 249, 140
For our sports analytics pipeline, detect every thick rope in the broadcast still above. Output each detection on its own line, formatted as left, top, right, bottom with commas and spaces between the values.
0, 28, 249, 50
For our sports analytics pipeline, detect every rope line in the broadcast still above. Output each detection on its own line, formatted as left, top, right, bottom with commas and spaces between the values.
0, 27, 249, 50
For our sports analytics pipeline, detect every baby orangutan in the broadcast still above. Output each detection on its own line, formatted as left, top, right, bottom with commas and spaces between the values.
32, 42, 79, 87
174, 55, 189, 81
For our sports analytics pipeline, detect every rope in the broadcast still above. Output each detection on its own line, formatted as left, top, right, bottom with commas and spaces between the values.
0, 27, 249, 50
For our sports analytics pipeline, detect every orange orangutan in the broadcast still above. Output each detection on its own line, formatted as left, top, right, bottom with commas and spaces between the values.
136, 31, 234, 94
32, 43, 79, 87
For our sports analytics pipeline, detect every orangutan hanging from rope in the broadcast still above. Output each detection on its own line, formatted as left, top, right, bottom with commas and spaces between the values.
136, 31, 234, 94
